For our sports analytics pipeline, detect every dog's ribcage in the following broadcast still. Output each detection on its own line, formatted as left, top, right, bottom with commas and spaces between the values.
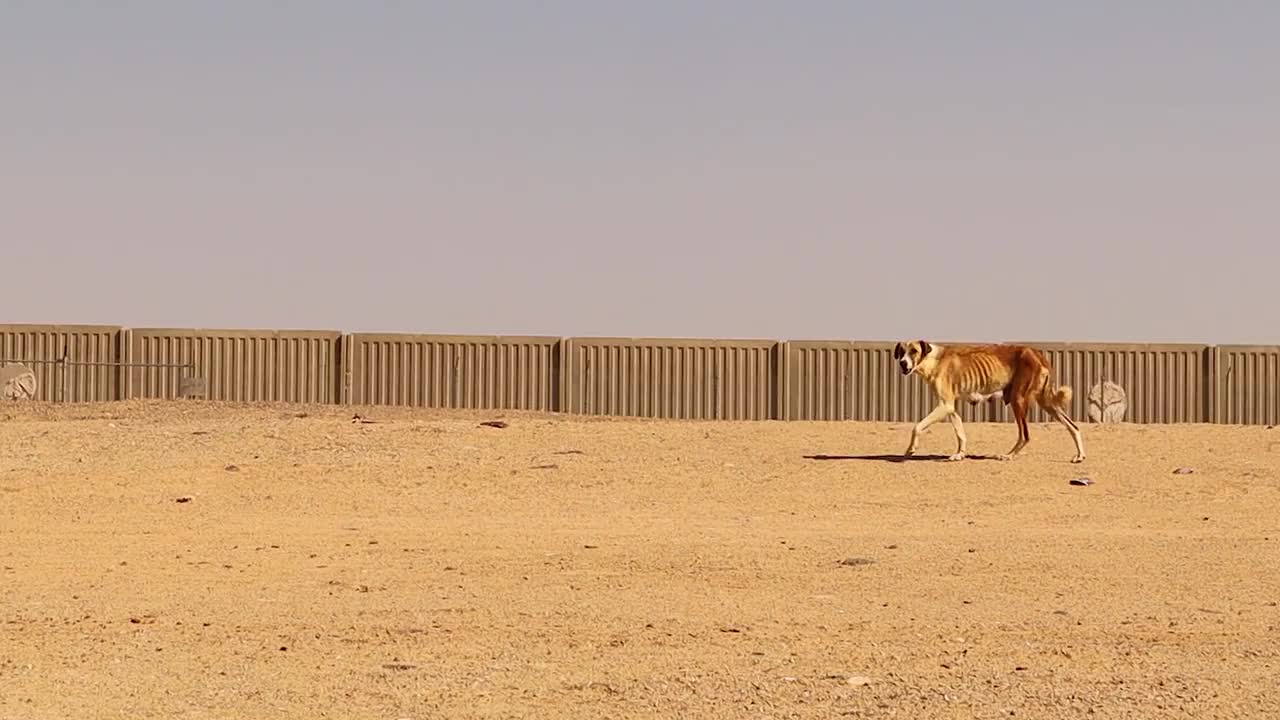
952, 353, 1013, 403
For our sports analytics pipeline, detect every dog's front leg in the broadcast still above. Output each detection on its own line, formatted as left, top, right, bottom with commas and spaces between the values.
905, 403, 954, 458
947, 412, 968, 461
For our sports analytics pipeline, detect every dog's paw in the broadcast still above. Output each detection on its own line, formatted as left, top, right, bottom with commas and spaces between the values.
994, 453, 1013, 461
947, 452, 967, 462
1071, 455, 1086, 464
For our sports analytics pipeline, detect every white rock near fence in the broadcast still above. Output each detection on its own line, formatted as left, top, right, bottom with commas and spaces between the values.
1088, 381, 1127, 423
1, 364, 38, 400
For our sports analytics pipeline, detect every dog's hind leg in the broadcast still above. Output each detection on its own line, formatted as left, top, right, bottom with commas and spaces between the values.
1032, 363, 1086, 463
1046, 405, 1086, 463
997, 355, 1042, 460
904, 403, 955, 458
947, 412, 969, 461
998, 398, 1031, 460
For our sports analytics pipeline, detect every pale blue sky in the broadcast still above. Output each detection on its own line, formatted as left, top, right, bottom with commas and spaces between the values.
3, 2, 1277, 342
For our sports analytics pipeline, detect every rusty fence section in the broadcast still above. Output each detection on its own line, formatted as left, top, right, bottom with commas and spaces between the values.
1, 324, 1276, 425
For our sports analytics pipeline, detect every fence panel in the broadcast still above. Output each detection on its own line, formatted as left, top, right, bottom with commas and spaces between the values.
564, 337, 777, 420
0, 324, 122, 402
781, 341, 855, 420
344, 334, 560, 410
126, 328, 340, 403
1028, 343, 1210, 424
1216, 345, 1280, 425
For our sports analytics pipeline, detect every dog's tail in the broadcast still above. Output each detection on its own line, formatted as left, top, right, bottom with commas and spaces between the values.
1035, 366, 1073, 410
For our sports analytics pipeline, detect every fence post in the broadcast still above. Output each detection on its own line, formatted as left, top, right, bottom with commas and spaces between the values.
120, 328, 135, 401
774, 341, 789, 421
56, 349, 65, 403
335, 334, 350, 406
1206, 345, 1220, 424
558, 338, 573, 415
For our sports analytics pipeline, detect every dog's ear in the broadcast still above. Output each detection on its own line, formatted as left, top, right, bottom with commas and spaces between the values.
893, 343, 904, 360
918, 340, 932, 357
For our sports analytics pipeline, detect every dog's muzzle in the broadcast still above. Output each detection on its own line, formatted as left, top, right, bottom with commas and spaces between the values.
898, 360, 912, 375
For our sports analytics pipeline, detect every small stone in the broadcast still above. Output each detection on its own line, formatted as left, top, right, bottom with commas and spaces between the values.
174, 496, 193, 503
479, 421, 508, 429
224, 465, 240, 472
1173, 467, 1195, 475
840, 557, 877, 567
847, 675, 872, 687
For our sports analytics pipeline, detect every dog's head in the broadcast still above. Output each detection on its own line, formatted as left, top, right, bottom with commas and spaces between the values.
893, 340, 933, 376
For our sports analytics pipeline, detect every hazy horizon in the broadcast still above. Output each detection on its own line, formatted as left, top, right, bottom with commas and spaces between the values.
4, 2, 1278, 344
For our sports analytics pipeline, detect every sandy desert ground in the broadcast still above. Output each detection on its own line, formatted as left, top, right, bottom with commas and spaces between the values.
1, 401, 1279, 719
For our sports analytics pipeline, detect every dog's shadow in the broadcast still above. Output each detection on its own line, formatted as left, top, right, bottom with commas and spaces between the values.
804, 453, 1003, 464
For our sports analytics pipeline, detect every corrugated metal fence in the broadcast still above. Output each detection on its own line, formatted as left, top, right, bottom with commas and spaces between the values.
1, 324, 1276, 425
125, 329, 341, 403
1216, 346, 1280, 425
0, 325, 122, 402
562, 337, 777, 420
343, 334, 559, 411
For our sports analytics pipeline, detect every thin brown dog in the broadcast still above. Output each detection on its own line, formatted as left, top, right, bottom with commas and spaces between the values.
894, 341, 1086, 463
